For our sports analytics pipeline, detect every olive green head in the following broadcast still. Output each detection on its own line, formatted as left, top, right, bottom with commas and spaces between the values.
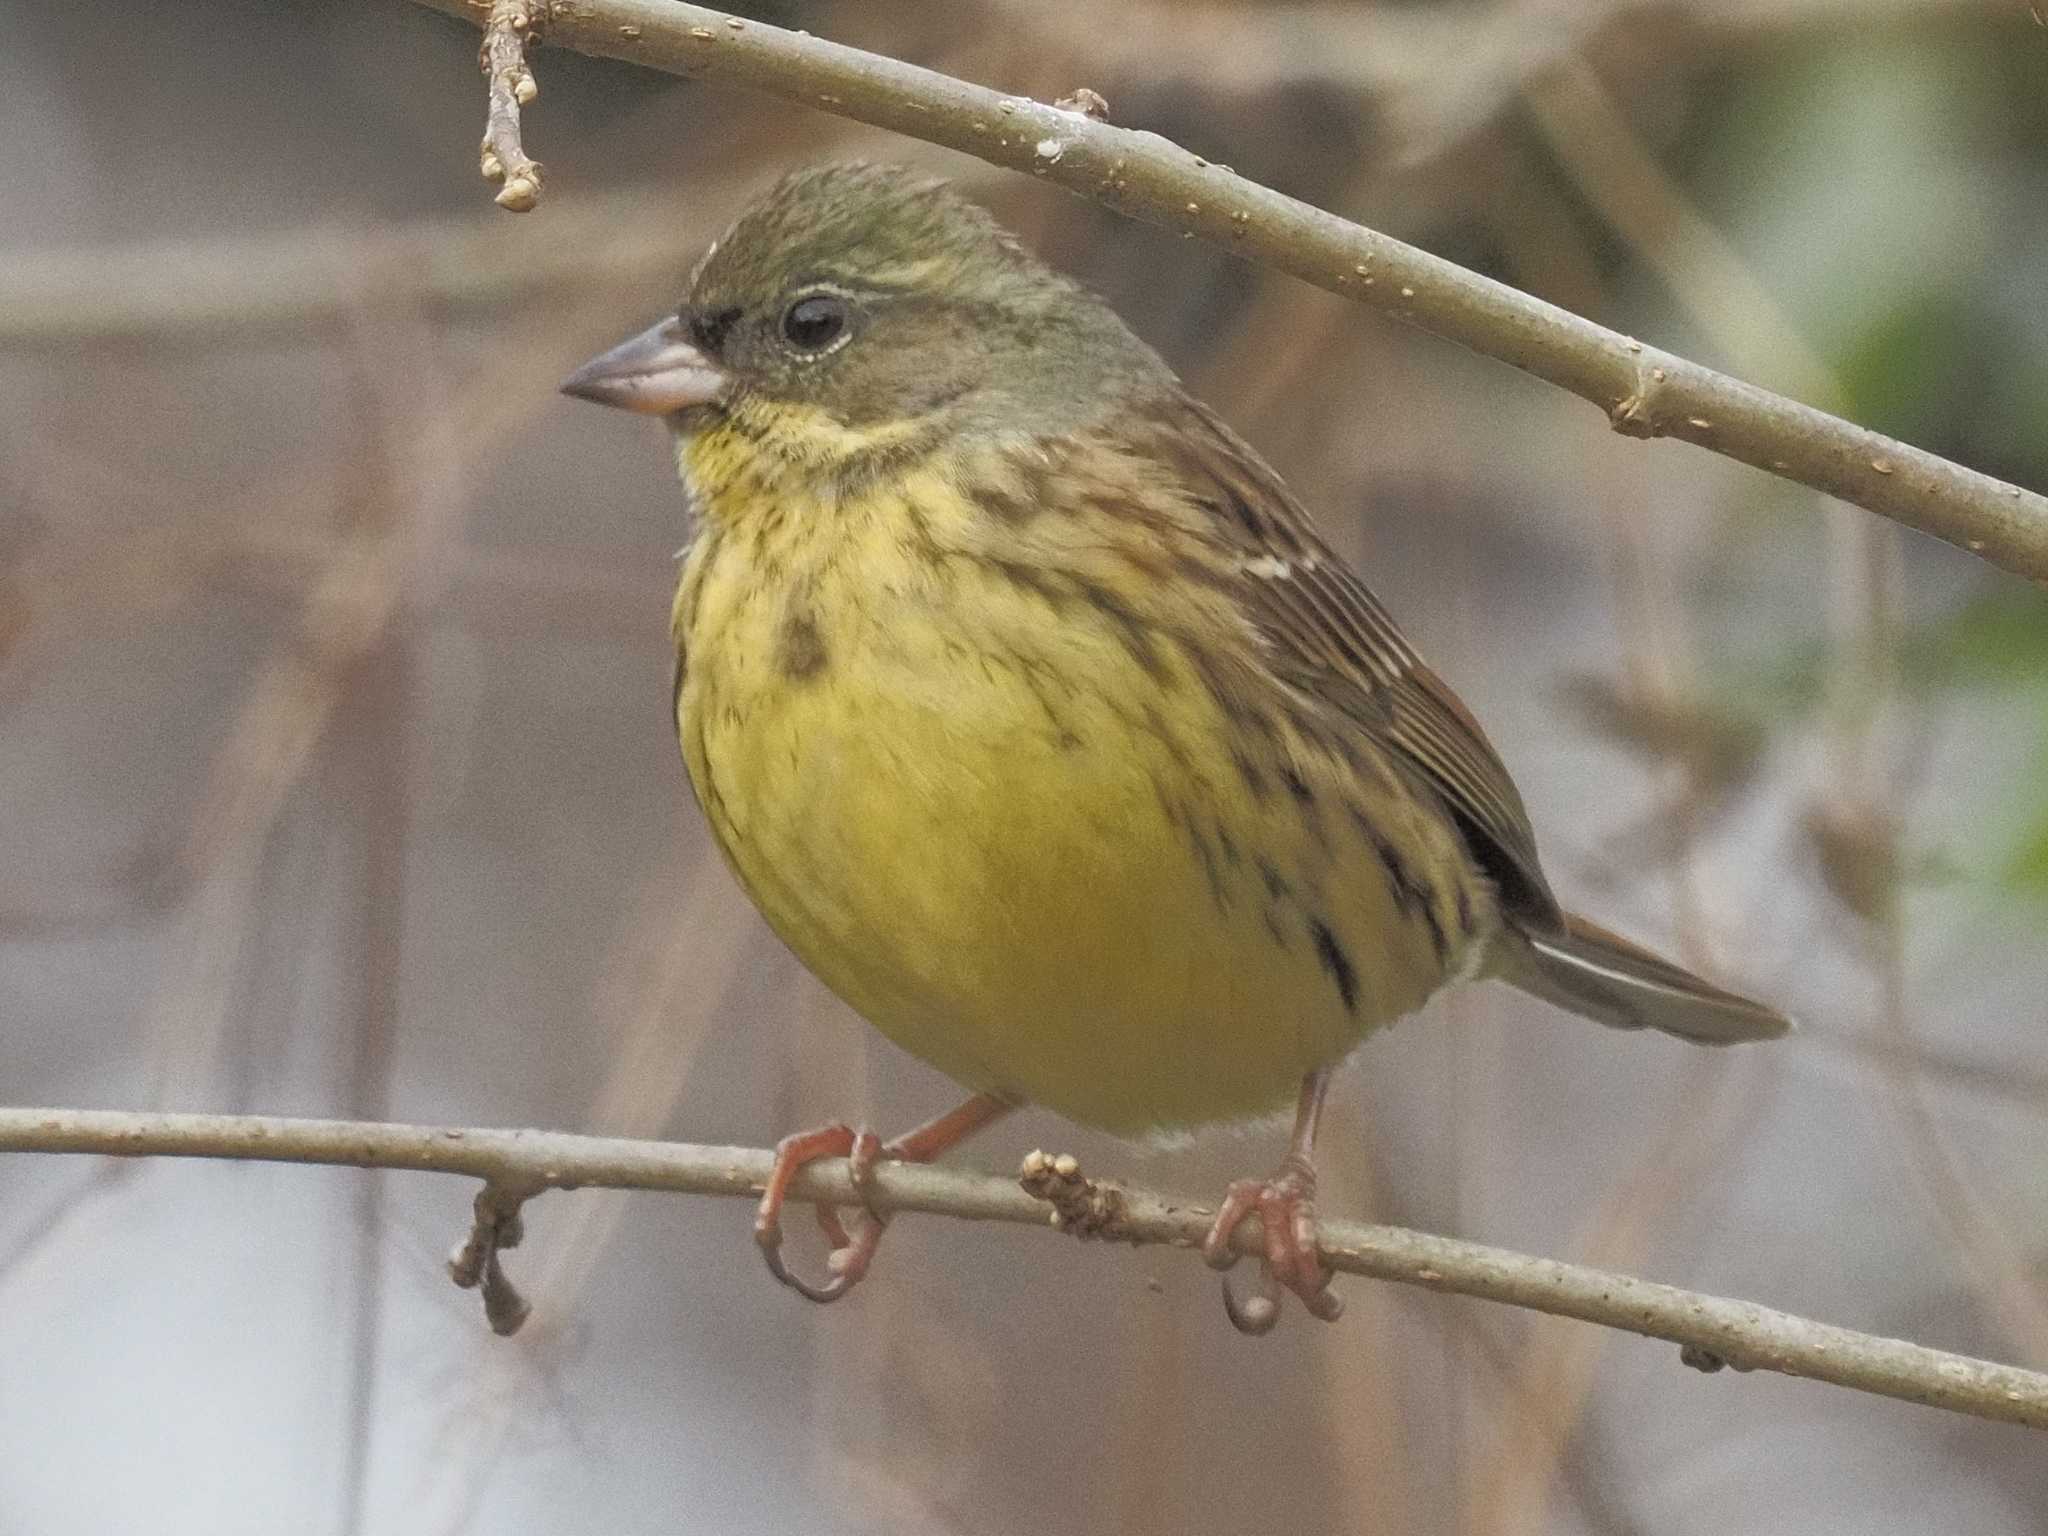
563, 163, 1173, 444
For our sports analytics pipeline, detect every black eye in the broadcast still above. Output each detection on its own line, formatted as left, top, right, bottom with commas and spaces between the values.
781, 294, 848, 353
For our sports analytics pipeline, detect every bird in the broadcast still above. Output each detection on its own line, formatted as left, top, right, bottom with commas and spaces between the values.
561, 162, 1791, 1332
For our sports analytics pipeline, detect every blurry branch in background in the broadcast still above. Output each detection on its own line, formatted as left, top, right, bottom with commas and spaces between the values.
1525, 53, 2048, 1368
1539, 31, 2048, 1375
1525, 54, 2048, 1155
3, 1107, 2047, 1432
1470, 103, 1758, 1512
0, 189, 699, 344
952, 0, 2002, 175
406, 0, 2048, 581
0, 279, 645, 1306
419, 862, 753, 1526
1806, 571, 2048, 1365
141, 280, 488, 1109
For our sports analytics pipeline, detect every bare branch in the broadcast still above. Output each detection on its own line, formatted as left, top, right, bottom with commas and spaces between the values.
406, 0, 2048, 583
1, 1106, 2044, 1431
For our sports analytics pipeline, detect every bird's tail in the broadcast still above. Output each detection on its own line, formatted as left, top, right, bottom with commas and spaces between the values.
1495, 912, 1792, 1045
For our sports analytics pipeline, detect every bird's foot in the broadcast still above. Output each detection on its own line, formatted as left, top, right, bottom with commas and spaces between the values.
1200, 1154, 1344, 1335
751, 1093, 1018, 1304
754, 1122, 889, 1303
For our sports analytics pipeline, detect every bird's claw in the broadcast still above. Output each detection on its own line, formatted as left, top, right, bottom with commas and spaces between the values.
1200, 1159, 1344, 1334
753, 1124, 889, 1303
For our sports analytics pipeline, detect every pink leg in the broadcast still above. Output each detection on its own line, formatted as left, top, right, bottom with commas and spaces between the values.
754, 1092, 1015, 1303
1200, 1070, 1345, 1334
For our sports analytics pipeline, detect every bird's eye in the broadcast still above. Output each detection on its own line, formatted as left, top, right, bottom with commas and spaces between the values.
781, 294, 849, 353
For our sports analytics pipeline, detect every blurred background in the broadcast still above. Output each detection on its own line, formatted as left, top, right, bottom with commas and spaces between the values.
4, 0, 2047, 1531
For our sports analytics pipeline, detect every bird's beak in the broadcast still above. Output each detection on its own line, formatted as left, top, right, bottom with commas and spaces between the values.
560, 317, 730, 415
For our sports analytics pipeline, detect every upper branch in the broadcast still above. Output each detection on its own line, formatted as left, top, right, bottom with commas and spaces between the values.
2, 1105, 2044, 1432
412, 0, 2048, 585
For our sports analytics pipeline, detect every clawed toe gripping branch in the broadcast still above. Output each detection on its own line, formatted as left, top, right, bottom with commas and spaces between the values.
3, 1108, 2044, 1432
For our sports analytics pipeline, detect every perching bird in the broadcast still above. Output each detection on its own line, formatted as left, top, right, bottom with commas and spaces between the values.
562, 163, 1790, 1332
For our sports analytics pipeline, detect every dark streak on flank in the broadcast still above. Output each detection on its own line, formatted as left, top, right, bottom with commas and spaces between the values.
1183, 641, 1279, 747
1308, 918, 1359, 1013
1280, 764, 1316, 806
1155, 785, 1184, 832
778, 606, 829, 682
986, 555, 1070, 612
1160, 790, 1230, 914
1078, 578, 1169, 681
1187, 822, 1229, 913
1257, 857, 1291, 900
900, 496, 940, 556
1348, 800, 1450, 962
1230, 747, 1270, 803
685, 676, 730, 825
1016, 656, 1082, 750
1142, 703, 1192, 768
1214, 821, 1242, 867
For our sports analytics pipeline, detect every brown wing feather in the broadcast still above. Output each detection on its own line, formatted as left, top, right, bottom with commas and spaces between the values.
1151, 397, 1564, 930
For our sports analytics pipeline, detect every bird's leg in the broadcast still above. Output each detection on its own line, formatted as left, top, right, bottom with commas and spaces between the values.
1200, 1068, 1344, 1334
754, 1091, 1015, 1303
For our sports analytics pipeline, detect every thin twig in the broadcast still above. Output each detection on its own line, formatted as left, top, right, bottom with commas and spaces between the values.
412, 859, 752, 1521
478, 0, 545, 211
405, 0, 2048, 581
1, 1106, 2044, 1431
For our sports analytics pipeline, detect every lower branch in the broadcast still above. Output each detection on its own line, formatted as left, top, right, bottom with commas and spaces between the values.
1, 1106, 2042, 1432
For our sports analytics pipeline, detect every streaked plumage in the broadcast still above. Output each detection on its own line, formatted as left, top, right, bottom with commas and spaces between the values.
563, 162, 1789, 1324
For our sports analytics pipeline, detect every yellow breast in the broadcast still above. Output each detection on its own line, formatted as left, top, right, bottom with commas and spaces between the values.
672, 436, 1476, 1135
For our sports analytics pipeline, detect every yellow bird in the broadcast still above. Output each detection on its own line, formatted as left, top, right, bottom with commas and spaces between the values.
563, 163, 1789, 1331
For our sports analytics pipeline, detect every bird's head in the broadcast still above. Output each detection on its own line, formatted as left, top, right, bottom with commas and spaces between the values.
562, 162, 1171, 478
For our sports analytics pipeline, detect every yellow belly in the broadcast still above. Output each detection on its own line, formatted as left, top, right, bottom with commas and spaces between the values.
674, 487, 1472, 1135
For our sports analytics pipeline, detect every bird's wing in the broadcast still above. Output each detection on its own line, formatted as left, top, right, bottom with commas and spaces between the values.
1147, 396, 1563, 929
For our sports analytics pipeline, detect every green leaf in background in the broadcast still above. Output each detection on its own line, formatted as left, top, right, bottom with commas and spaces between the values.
2008, 816, 2048, 899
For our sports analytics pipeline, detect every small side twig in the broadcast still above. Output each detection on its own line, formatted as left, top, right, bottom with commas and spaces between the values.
447, 1176, 547, 1334
477, 0, 545, 212
1019, 1148, 1130, 1239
